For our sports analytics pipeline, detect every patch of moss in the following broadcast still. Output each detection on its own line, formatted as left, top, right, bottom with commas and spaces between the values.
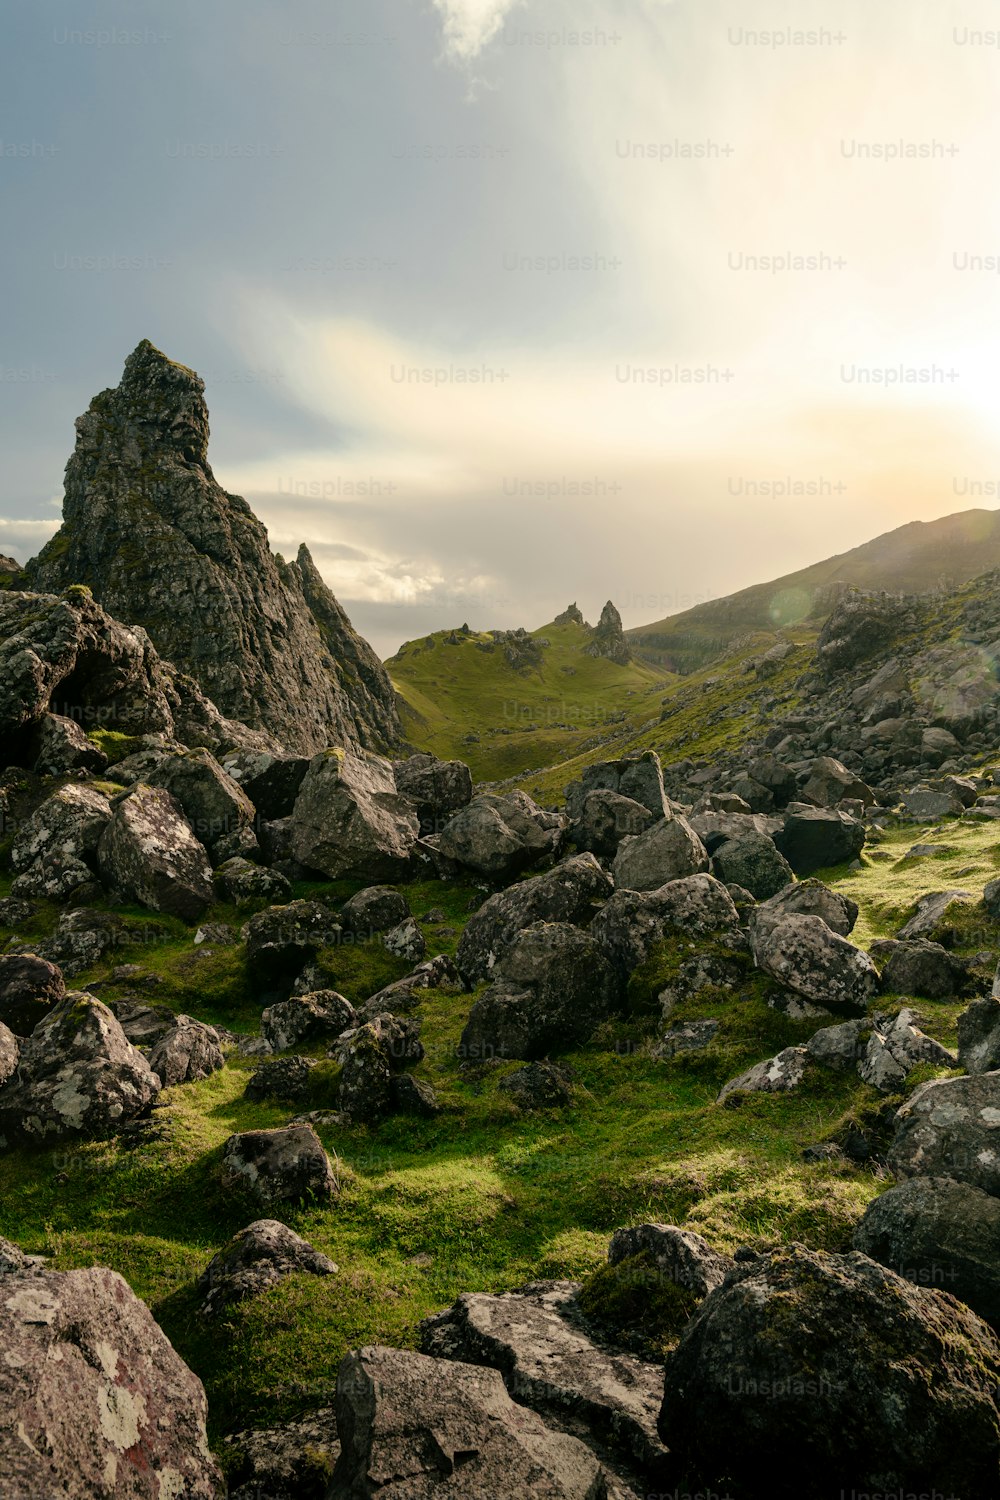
578, 1249, 697, 1357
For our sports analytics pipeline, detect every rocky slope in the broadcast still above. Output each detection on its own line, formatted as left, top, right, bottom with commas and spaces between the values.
24, 340, 402, 755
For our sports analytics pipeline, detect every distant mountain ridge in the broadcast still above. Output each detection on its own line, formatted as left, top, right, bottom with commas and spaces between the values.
628, 508, 1000, 673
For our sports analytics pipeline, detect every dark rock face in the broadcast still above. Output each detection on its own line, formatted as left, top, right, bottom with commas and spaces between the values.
225, 1408, 339, 1500
584, 600, 631, 664
0, 1242, 221, 1497
0, 953, 65, 1035
392, 752, 473, 835
607, 1225, 731, 1299
330, 1344, 613, 1498
25, 340, 401, 754
97, 783, 214, 920
0, 993, 160, 1145
419, 1280, 667, 1479
659, 1244, 1000, 1498
244, 1054, 318, 1104
499, 1061, 574, 1111
590, 872, 741, 980
148, 1018, 224, 1087
456, 853, 614, 985
334, 1014, 425, 1123
566, 750, 669, 821
853, 1176, 1000, 1327
146, 745, 255, 856
871, 937, 968, 999
196, 1218, 337, 1316
569, 789, 654, 858
774, 807, 866, 875
433, 791, 565, 882
461, 922, 618, 1061
242, 899, 339, 985
220, 1124, 339, 1208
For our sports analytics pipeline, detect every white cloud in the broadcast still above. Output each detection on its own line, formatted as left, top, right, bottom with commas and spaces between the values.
430, 0, 523, 60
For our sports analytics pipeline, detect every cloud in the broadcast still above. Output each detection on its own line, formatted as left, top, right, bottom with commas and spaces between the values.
430, 0, 523, 60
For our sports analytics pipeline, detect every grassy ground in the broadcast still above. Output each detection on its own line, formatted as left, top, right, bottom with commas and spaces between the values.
388, 618, 669, 782
3, 764, 1000, 1458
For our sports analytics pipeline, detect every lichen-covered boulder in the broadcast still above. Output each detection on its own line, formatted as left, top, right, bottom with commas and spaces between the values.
774, 807, 866, 875
220, 1124, 339, 1208
31, 710, 108, 775
0, 993, 160, 1146
659, 1244, 1000, 1497
392, 751, 473, 835
0, 1239, 221, 1497
333, 1015, 424, 1123
611, 814, 710, 893
146, 744, 255, 855
148, 1017, 224, 1087
717, 1045, 810, 1102
569, 789, 654, 858
590, 873, 741, 980
213, 856, 292, 906
958, 996, 1000, 1074
339, 885, 410, 936
196, 1219, 337, 1316
607, 1224, 732, 1299
290, 747, 419, 881
751, 913, 879, 1016
261, 990, 357, 1054
0, 1024, 18, 1087
710, 829, 794, 901
433, 790, 564, 882
242, 900, 339, 985
871, 937, 968, 1000
97, 783, 213, 920
0, 953, 65, 1035
888, 1072, 1000, 1196
748, 877, 858, 942
10, 782, 111, 902
456, 853, 613, 985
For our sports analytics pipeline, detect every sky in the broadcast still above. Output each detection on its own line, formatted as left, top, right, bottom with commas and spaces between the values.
4, 0, 1000, 657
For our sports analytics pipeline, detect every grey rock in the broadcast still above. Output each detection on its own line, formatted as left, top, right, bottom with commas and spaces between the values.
223, 748, 312, 819
570, 790, 654, 858
898, 889, 975, 945
434, 790, 564, 882
607, 1225, 731, 1299
148, 1018, 224, 1087
214, 856, 292, 905
800, 755, 876, 809
244, 1055, 318, 1104
806, 1019, 867, 1072
653, 1018, 720, 1058
499, 1062, 574, 1110
717, 1045, 810, 1101
196, 1218, 337, 1316
659, 1243, 1000, 1496
566, 751, 669, 821
457, 853, 614, 985
392, 752, 473, 836
97, 783, 213, 920
889, 1071, 1000, 1194
10, 782, 111, 901
857, 1008, 958, 1092
901, 788, 964, 820
360, 955, 465, 1018
710, 830, 793, 901
31, 711, 108, 775
0, 953, 65, 1035
611, 815, 709, 892
220, 1124, 339, 1207
590, 873, 741, 980
383, 916, 426, 963
0, 1024, 19, 1087
225, 1408, 339, 1500
147, 745, 255, 855
748, 878, 858, 942
0, 1247, 220, 1497
959, 996, 1000, 1074
242, 900, 339, 984
0, 992, 160, 1146
290, 747, 419, 881
774, 807, 866, 875
585, 600, 631, 664
871, 938, 968, 999
340, 885, 410, 935
261, 991, 357, 1054
390, 1071, 440, 1117
752, 913, 878, 1015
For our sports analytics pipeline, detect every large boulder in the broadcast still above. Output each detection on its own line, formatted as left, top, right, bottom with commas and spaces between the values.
31, 710, 109, 775
222, 748, 311, 819
751, 913, 879, 1015
456, 853, 613, 985
658, 1243, 1000, 1497
147, 745, 255, 856
220, 1124, 339, 1208
566, 750, 668, 821
871, 937, 968, 999
213, 856, 291, 905
196, 1219, 337, 1316
748, 878, 858, 942
242, 900, 339, 985
799, 756, 875, 809
339, 885, 410, 936
569, 789, 654, 858
333, 1014, 425, 1123
97, 783, 214, 920
148, 1017, 224, 1087
261, 990, 357, 1054
460, 922, 618, 1062
888, 1073, 1000, 1196
225, 1409, 339, 1500
0, 993, 160, 1146
433, 791, 564, 882
958, 996, 1000, 1074
855, 1007, 958, 1092
290, 747, 419, 880
330, 1344, 614, 1498
0, 1239, 221, 1497
853, 1177, 1000, 1327
590, 873, 741, 979
0, 953, 65, 1035
611, 815, 709, 892
774, 807, 865, 875
10, 782, 111, 901
419, 1280, 667, 1476
392, 751, 473, 836
607, 1224, 731, 1299
710, 830, 793, 901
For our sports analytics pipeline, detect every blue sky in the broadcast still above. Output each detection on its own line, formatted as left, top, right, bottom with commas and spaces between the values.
4, 0, 1000, 655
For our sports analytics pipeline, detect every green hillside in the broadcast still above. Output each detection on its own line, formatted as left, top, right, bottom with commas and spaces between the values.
629, 507, 1000, 674
388, 618, 669, 781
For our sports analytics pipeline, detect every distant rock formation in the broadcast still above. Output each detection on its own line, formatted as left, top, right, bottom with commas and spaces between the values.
554, 602, 586, 626
585, 601, 631, 664
25, 341, 402, 755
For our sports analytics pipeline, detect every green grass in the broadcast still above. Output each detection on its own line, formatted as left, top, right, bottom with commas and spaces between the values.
388, 618, 669, 783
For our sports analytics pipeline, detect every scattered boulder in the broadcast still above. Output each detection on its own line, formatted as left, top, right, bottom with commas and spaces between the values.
460, 923, 618, 1061
805, 1018, 866, 1072
244, 1055, 318, 1104
383, 916, 426, 963
799, 756, 875, 809
888, 1072, 1000, 1195
220, 1124, 339, 1208
607, 1225, 731, 1299
498, 1061, 574, 1111
225, 1408, 339, 1500
420, 1279, 666, 1477
590, 873, 741, 980
148, 1018, 224, 1087
147, 745, 255, 856
392, 751, 473, 835
261, 991, 357, 1054
31, 710, 108, 775
0, 993, 160, 1146
242, 900, 338, 984
752, 913, 879, 1015
570, 789, 654, 858
611, 815, 709, 892
710, 830, 793, 901
856, 1008, 958, 1092
10, 781, 111, 901
224, 749, 311, 819
214, 856, 292, 905
339, 885, 410, 936
330, 1344, 613, 1498
658, 1243, 1000, 1497
748, 878, 858, 942
566, 751, 669, 821
361, 955, 465, 1018
390, 1071, 440, 1117
0, 953, 65, 1035
748, 753, 798, 806
871, 937, 968, 999
717, 1045, 810, 1102
289, 747, 419, 881
901, 787, 964, 820
922, 725, 962, 765
433, 790, 564, 881
196, 1219, 337, 1316
898, 889, 975, 945
774, 807, 865, 875
958, 996, 1000, 1074
0, 1243, 221, 1497
333, 1014, 424, 1123
42, 907, 124, 975
97, 783, 213, 920
456, 853, 613, 985
654, 1017, 720, 1058
853, 1176, 1000, 1327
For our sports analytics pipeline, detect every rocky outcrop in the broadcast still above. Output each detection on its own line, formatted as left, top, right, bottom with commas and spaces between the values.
590, 873, 742, 980
584, 600, 631, 664
25, 340, 402, 754
289, 748, 419, 880
0, 1239, 221, 1497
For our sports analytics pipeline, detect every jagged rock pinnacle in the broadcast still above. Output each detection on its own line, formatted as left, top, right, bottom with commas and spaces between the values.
584, 600, 631, 664
24, 343, 402, 754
